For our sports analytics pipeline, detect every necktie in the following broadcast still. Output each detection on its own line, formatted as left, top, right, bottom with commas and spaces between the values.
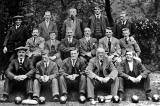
45, 62, 47, 71
72, 59, 76, 67
108, 38, 111, 54
125, 38, 128, 44
19, 58, 23, 65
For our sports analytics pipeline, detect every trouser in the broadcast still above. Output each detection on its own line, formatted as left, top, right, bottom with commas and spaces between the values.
87, 77, 119, 99
59, 75, 86, 95
33, 78, 59, 97
118, 76, 151, 95
3, 78, 33, 96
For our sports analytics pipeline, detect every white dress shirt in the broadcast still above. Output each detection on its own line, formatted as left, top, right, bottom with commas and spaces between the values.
128, 61, 133, 72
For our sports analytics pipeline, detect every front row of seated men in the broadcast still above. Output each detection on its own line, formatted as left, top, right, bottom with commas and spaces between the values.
0, 45, 151, 103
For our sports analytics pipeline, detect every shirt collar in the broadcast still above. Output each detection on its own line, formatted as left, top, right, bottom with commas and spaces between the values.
95, 14, 101, 18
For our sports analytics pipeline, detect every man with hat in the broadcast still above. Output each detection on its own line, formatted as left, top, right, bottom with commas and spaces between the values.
0, 46, 34, 102
3, 15, 30, 74
33, 49, 60, 102
88, 4, 109, 41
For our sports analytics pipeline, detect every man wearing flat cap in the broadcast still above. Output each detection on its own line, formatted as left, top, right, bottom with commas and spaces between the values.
0, 46, 34, 102
3, 15, 30, 73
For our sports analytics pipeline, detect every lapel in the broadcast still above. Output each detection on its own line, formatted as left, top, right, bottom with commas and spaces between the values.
125, 60, 130, 74
15, 25, 23, 33
15, 59, 19, 71
95, 57, 100, 73
46, 60, 52, 75
68, 58, 73, 74
43, 21, 49, 33
64, 38, 70, 46
40, 61, 46, 75
110, 37, 115, 51
47, 40, 52, 51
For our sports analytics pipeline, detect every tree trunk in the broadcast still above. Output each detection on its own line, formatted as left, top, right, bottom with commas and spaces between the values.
105, 0, 114, 26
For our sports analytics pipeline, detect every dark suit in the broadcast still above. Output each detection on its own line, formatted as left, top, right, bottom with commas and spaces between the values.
4, 57, 34, 96
44, 39, 62, 68
59, 38, 80, 59
59, 57, 87, 95
88, 15, 109, 40
39, 21, 58, 41
118, 59, 151, 95
113, 20, 135, 39
86, 57, 119, 98
119, 38, 141, 56
62, 17, 83, 39
79, 37, 97, 61
33, 60, 59, 97
99, 36, 121, 56
3, 25, 30, 70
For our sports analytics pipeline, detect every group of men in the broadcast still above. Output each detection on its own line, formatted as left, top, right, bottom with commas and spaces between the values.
0, 5, 151, 104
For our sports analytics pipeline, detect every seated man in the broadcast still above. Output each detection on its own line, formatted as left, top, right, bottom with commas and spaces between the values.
99, 27, 121, 62
59, 48, 87, 103
26, 28, 45, 58
118, 49, 151, 100
79, 27, 97, 61
59, 28, 80, 59
86, 47, 119, 104
0, 46, 34, 102
44, 31, 62, 69
26, 28, 45, 67
119, 28, 141, 61
33, 49, 59, 102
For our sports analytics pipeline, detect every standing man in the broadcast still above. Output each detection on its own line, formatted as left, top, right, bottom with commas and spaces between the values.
0, 47, 34, 102
59, 48, 87, 103
88, 5, 109, 41
79, 27, 97, 61
99, 27, 121, 61
86, 47, 119, 104
60, 28, 80, 59
39, 11, 58, 41
33, 49, 59, 102
113, 11, 135, 39
118, 49, 151, 100
3, 15, 30, 72
62, 8, 83, 40
44, 31, 62, 69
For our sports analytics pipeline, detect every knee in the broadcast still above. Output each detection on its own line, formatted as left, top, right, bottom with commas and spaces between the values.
59, 75, 65, 81
80, 75, 86, 80
51, 78, 58, 83
118, 77, 123, 82
34, 79, 39, 84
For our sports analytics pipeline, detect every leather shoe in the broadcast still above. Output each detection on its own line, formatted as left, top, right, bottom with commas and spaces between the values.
89, 98, 97, 105
79, 94, 86, 103
53, 95, 59, 102
33, 96, 39, 102
60, 95, 67, 104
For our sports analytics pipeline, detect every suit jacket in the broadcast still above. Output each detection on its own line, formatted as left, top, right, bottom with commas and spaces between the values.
86, 57, 118, 80
99, 36, 121, 55
6, 57, 34, 80
119, 38, 141, 56
79, 37, 97, 56
60, 57, 87, 76
62, 17, 83, 39
60, 38, 80, 59
88, 15, 109, 38
113, 20, 135, 39
118, 59, 150, 79
26, 36, 45, 52
44, 39, 61, 58
35, 60, 58, 80
39, 21, 58, 41
3, 25, 30, 52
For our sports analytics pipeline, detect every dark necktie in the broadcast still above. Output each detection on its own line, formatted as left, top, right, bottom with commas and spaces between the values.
108, 38, 111, 54
19, 58, 23, 65
125, 38, 129, 44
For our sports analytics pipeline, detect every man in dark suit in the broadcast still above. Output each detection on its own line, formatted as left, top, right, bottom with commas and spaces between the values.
39, 11, 58, 41
119, 28, 141, 62
62, 8, 83, 39
118, 49, 151, 100
60, 28, 80, 59
0, 47, 34, 102
88, 5, 109, 41
59, 48, 87, 103
44, 31, 62, 69
3, 15, 30, 72
99, 27, 121, 62
86, 47, 119, 104
113, 11, 135, 39
79, 27, 97, 61
33, 49, 59, 102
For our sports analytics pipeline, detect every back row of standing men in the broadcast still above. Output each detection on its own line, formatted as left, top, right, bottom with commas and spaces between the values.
1, 5, 150, 104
